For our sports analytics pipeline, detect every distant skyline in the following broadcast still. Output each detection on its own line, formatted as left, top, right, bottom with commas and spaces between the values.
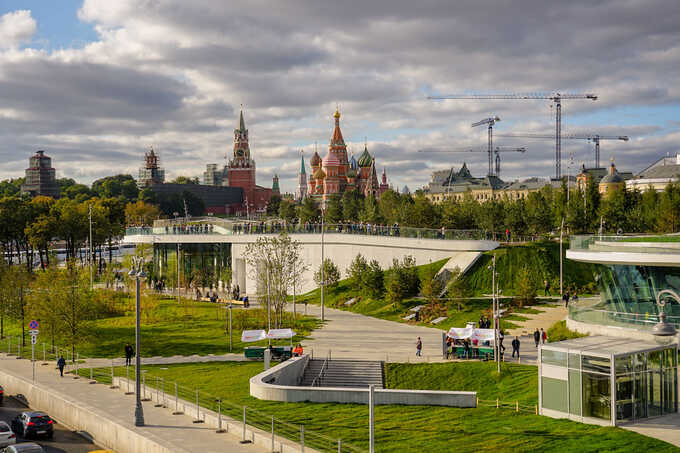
0, 0, 679, 193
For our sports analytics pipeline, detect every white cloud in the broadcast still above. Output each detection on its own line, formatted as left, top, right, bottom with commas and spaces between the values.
0, 10, 36, 49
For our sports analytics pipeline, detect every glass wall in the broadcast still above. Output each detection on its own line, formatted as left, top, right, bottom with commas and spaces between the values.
587, 264, 680, 328
542, 346, 678, 425
152, 243, 231, 291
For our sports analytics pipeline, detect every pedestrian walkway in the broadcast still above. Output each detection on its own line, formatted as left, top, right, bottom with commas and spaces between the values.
505, 303, 567, 337
623, 412, 680, 447
0, 354, 267, 453
84, 352, 246, 368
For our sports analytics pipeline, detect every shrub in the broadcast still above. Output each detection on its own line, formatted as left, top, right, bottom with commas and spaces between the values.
515, 266, 537, 308
447, 267, 471, 311
385, 256, 420, 304
546, 320, 587, 343
314, 259, 340, 288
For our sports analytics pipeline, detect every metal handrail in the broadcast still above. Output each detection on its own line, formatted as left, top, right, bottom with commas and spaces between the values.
311, 356, 329, 387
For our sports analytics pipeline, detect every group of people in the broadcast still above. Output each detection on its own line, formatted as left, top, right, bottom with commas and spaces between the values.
166, 223, 214, 234
533, 328, 548, 347
478, 316, 492, 329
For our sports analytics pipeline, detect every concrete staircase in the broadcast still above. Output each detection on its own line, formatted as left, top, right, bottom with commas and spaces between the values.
299, 359, 384, 388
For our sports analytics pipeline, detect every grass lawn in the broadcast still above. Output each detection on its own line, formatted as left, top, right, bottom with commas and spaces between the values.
87, 361, 677, 453
295, 257, 558, 333
3, 296, 320, 359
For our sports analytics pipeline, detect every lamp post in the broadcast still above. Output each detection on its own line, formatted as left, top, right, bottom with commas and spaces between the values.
129, 256, 147, 426
321, 207, 325, 322
652, 290, 679, 343
489, 255, 500, 373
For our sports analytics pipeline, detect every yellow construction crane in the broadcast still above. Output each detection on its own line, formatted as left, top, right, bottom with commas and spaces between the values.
428, 92, 598, 179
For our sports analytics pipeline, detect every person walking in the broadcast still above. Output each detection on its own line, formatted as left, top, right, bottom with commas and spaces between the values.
124, 343, 134, 367
57, 356, 66, 377
533, 329, 540, 348
541, 328, 547, 344
563, 291, 570, 308
498, 330, 506, 354
416, 337, 422, 357
544, 280, 550, 296
511, 336, 520, 359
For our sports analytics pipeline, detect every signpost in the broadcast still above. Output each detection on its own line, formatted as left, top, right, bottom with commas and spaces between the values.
29, 321, 39, 382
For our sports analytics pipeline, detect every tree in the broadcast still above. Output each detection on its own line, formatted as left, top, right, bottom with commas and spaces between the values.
346, 254, 369, 289
525, 191, 552, 235
91, 174, 139, 202
515, 266, 537, 308
657, 182, 680, 233
244, 234, 306, 328
171, 176, 199, 184
342, 190, 362, 221
266, 194, 282, 216
363, 260, 384, 298
52, 264, 93, 360
314, 259, 340, 288
503, 197, 526, 236
385, 256, 420, 304
27, 264, 61, 350
420, 265, 443, 305
325, 195, 343, 223
406, 195, 440, 228
125, 200, 161, 226
5, 265, 32, 346
297, 197, 320, 223
359, 195, 382, 223
278, 199, 296, 222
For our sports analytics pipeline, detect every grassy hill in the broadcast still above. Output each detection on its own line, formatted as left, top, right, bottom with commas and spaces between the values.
460, 241, 601, 296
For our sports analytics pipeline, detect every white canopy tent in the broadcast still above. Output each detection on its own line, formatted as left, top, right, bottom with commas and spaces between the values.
447, 327, 495, 343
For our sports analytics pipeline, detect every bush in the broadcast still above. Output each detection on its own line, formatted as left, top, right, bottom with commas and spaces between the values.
446, 267, 472, 311
314, 259, 340, 288
346, 254, 368, 289
385, 256, 420, 304
546, 320, 587, 343
364, 260, 384, 298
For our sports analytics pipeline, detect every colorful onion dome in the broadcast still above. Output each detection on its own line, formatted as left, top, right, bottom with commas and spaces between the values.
310, 151, 321, 167
357, 146, 372, 167
313, 167, 326, 179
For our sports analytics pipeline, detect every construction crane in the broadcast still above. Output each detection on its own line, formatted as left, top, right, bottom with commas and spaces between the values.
417, 146, 526, 178
495, 133, 629, 168
428, 92, 598, 179
471, 116, 500, 177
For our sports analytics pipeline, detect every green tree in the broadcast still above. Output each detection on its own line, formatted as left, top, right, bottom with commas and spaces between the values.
325, 195, 343, 223
53, 264, 93, 360
278, 199, 297, 222
266, 194, 282, 216
125, 200, 161, 226
171, 176, 199, 184
420, 265, 443, 305
503, 197, 526, 237
341, 190, 362, 221
359, 195, 382, 223
346, 254, 369, 289
385, 256, 419, 304
298, 197, 320, 223
525, 191, 552, 235
657, 182, 680, 232
314, 258, 340, 288
515, 266, 537, 308
91, 174, 139, 201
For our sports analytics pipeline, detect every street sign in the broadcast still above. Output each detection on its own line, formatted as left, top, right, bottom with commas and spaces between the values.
31, 336, 37, 345
29, 320, 39, 330
29, 329, 39, 336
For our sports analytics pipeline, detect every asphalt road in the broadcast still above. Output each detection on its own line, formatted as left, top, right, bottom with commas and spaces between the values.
0, 395, 101, 453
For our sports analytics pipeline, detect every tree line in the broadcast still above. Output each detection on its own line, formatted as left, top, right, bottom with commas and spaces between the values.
276, 179, 680, 235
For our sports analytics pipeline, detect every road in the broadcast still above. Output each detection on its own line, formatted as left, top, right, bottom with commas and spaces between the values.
0, 396, 101, 453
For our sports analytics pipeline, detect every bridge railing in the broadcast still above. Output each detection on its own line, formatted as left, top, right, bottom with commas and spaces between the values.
127, 219, 490, 241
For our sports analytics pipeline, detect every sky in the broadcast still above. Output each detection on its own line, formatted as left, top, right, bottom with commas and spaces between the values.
0, 0, 678, 194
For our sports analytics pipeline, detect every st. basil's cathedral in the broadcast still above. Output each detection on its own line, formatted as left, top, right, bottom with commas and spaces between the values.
297, 109, 389, 204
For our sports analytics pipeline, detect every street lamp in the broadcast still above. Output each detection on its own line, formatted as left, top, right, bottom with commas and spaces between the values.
320, 207, 325, 322
128, 256, 147, 426
652, 290, 679, 344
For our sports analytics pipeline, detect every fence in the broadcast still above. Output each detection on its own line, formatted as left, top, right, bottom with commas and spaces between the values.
476, 398, 539, 415
3, 336, 366, 453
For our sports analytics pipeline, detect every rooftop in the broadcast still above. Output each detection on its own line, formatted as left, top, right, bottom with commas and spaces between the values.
543, 335, 667, 356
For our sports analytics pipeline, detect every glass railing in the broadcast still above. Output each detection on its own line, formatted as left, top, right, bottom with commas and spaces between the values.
570, 235, 680, 253
569, 301, 680, 330
125, 218, 490, 241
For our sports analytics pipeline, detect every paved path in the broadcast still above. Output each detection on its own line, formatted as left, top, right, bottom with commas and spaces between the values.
0, 354, 266, 453
623, 412, 680, 448
506, 303, 567, 337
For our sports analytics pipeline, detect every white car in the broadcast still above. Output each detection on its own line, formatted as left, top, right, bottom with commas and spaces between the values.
0, 422, 16, 448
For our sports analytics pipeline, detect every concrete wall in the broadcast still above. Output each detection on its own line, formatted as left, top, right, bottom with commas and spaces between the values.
250, 356, 477, 407
0, 369, 174, 453
125, 233, 497, 295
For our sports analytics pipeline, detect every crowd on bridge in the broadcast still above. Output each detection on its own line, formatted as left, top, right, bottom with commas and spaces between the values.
164, 223, 215, 234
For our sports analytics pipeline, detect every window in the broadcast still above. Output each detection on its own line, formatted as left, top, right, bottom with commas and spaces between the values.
582, 372, 611, 420
582, 355, 611, 374
542, 377, 568, 412
542, 349, 568, 367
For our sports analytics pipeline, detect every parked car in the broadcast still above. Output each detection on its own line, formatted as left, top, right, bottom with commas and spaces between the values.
10, 412, 53, 440
0, 385, 4, 404
1, 443, 44, 453
0, 422, 16, 448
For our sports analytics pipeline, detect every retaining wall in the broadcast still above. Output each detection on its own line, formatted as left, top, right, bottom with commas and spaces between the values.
250, 356, 477, 407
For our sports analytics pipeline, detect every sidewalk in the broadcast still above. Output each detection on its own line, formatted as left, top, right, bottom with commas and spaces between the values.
0, 353, 266, 453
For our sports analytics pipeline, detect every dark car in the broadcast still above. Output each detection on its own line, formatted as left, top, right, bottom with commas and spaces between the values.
1, 443, 44, 453
10, 413, 53, 440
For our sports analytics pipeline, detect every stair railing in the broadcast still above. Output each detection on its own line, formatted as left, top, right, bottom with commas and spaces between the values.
311, 353, 330, 387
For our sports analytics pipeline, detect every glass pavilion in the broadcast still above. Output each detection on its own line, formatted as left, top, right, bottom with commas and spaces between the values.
539, 336, 678, 426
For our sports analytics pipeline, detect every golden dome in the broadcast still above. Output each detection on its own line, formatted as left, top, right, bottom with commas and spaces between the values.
333, 109, 340, 119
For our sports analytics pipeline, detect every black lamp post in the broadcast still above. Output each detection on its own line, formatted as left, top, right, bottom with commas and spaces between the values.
129, 256, 147, 426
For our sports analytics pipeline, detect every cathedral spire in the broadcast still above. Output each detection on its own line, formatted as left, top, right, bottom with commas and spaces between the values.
330, 109, 345, 146
238, 104, 246, 131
